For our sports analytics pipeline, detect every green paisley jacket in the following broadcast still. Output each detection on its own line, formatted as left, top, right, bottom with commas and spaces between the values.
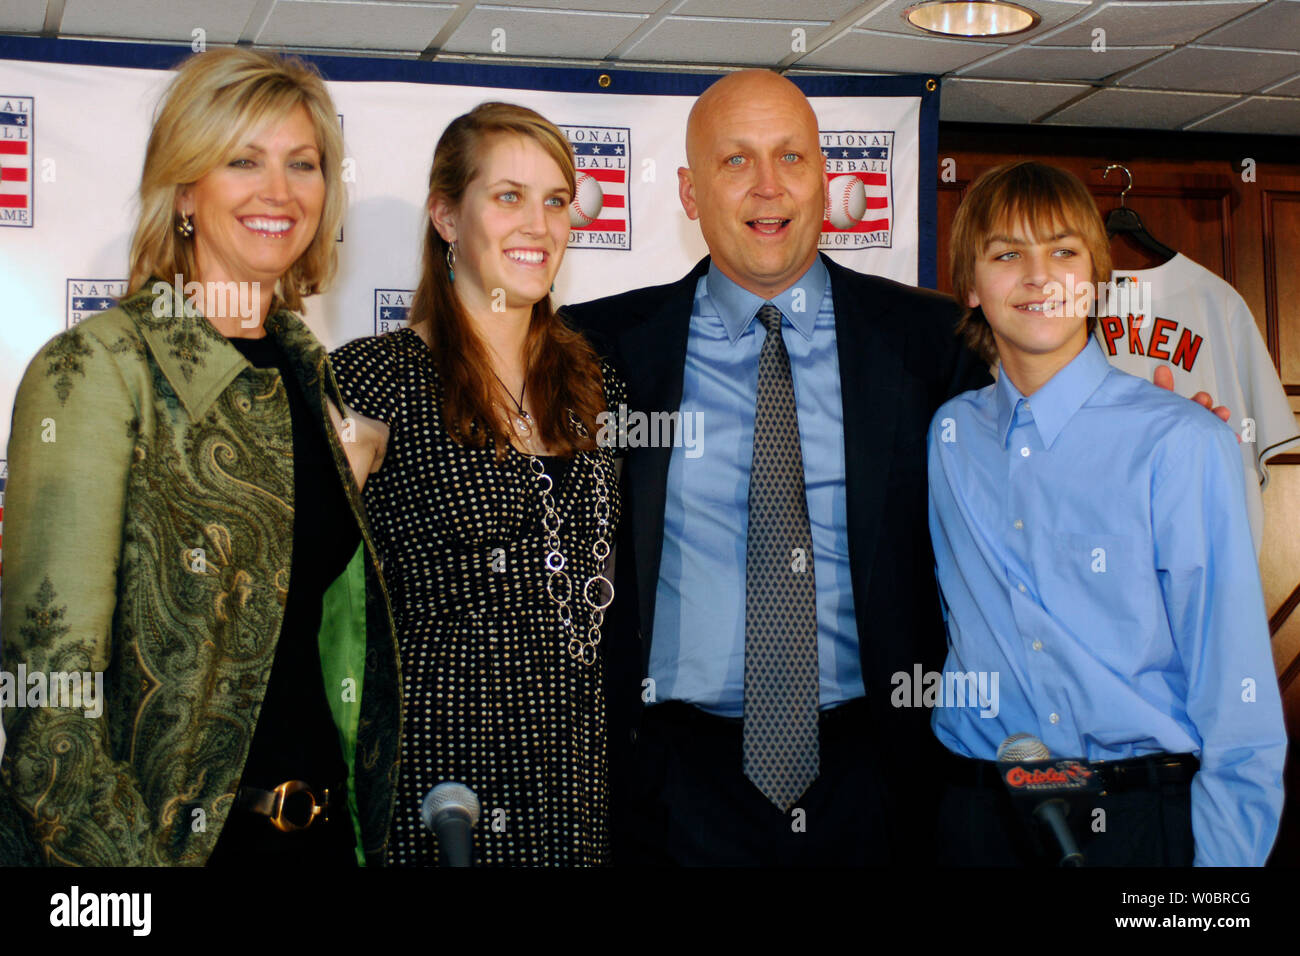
0, 285, 403, 866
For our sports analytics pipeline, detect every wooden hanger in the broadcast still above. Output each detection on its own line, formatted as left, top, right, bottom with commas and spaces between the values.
1100, 164, 1175, 262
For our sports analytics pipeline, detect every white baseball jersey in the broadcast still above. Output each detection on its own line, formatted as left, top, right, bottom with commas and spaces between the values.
1094, 253, 1299, 554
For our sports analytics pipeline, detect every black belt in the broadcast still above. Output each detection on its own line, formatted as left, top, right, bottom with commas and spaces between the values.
233, 779, 346, 832
943, 749, 1199, 794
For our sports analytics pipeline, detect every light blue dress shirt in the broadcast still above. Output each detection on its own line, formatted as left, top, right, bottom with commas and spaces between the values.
648, 258, 863, 716
927, 338, 1286, 866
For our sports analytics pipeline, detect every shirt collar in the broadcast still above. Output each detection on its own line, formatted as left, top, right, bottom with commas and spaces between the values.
706, 256, 827, 344
994, 337, 1111, 449
123, 280, 332, 421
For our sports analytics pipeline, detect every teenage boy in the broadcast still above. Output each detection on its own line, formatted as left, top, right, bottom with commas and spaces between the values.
928, 162, 1286, 866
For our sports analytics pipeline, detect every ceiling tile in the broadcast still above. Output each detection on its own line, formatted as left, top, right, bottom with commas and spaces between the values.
855, 0, 1091, 38
14, 0, 1300, 139
1048, 1, 1262, 47
1199, 0, 1300, 52
964, 44, 1168, 80
0, 0, 47, 33
1118, 45, 1300, 92
1045, 86, 1240, 128
442, 7, 646, 58
1185, 94, 1300, 133
939, 77, 1089, 123
487, 0, 665, 10
798, 29, 1003, 72
257, 0, 455, 52
62, 0, 260, 43
627, 15, 835, 65
1263, 72, 1300, 95
680, 0, 861, 18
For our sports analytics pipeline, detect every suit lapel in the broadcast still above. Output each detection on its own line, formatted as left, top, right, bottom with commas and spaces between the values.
617, 259, 707, 637
828, 256, 899, 624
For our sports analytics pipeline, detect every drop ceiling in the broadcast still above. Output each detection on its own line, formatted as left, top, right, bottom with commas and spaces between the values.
1, 0, 1297, 134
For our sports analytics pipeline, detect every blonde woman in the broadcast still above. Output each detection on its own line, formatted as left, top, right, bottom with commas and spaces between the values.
0, 48, 397, 866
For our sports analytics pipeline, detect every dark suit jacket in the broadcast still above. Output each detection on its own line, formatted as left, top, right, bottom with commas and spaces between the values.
563, 254, 991, 853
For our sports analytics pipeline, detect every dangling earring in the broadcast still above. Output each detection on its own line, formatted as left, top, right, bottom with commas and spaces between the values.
176, 211, 194, 238
550, 281, 555, 293
446, 241, 456, 282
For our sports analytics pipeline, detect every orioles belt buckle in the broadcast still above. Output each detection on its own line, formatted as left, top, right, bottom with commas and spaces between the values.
269, 780, 327, 832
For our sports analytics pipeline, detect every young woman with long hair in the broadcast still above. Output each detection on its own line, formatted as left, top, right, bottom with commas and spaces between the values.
331, 103, 623, 866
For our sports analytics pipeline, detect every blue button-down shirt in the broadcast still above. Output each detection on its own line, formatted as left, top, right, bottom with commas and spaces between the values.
927, 339, 1285, 866
648, 258, 862, 715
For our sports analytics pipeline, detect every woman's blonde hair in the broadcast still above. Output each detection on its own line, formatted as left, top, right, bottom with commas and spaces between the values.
410, 102, 605, 460
127, 47, 344, 312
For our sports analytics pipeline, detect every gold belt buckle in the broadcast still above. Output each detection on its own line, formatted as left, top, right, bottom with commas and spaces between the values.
269, 780, 327, 832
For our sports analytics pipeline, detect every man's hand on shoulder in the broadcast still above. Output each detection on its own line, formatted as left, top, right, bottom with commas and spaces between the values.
1153, 364, 1233, 427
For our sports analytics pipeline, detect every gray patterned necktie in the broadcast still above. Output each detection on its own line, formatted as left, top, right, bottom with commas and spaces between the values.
743, 302, 819, 812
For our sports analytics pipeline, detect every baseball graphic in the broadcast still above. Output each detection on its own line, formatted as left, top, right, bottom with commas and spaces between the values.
570, 172, 604, 227
826, 174, 867, 230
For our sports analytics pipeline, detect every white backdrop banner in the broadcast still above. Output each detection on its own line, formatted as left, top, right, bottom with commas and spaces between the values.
0, 35, 940, 519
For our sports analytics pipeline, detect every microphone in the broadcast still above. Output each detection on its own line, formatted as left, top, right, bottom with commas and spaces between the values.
996, 733, 1087, 867
421, 782, 481, 867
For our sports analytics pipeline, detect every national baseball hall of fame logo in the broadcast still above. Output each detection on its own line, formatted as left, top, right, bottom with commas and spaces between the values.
375, 289, 413, 334
67, 279, 127, 328
819, 130, 894, 250
560, 125, 630, 251
0, 96, 33, 228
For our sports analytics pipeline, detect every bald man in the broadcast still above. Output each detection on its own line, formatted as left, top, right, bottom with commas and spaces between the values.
565, 70, 990, 865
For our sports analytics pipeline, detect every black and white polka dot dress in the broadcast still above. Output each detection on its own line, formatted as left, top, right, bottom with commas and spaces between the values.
330, 328, 623, 866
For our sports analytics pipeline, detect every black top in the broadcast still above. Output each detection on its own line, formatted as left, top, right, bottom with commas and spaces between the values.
535, 454, 571, 487
208, 334, 359, 864
329, 328, 626, 865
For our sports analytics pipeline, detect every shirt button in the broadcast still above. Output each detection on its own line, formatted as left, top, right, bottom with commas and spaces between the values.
1013, 519, 1024, 530
1049, 712, 1060, 724
1018, 583, 1027, 593
1032, 640, 1043, 651
1020, 446, 1031, 458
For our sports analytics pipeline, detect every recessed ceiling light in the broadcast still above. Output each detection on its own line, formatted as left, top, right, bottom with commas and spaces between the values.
904, 1, 1041, 38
